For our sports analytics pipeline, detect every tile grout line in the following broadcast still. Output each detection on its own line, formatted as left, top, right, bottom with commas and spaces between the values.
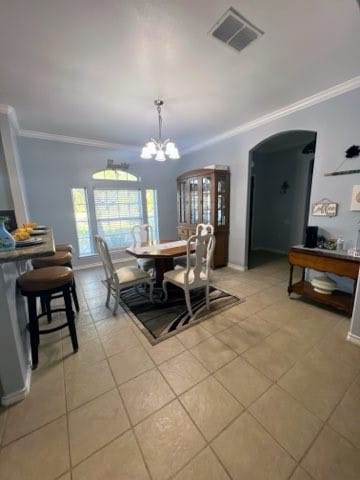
61, 329, 74, 480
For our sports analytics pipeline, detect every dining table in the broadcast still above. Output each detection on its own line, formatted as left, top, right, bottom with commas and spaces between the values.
126, 239, 190, 285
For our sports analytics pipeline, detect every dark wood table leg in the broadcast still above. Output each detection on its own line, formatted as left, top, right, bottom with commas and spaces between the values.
154, 258, 174, 286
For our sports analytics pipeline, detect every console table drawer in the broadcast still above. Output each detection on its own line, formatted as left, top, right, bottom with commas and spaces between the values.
288, 250, 359, 279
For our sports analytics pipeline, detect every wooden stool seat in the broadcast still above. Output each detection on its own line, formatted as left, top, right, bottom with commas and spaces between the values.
55, 243, 73, 253
32, 251, 72, 268
31, 251, 79, 313
17, 266, 78, 369
17, 266, 73, 292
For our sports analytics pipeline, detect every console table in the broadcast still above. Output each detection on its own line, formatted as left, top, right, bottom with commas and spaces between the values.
288, 246, 360, 317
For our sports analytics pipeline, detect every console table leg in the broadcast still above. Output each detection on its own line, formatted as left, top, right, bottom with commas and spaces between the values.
288, 264, 294, 296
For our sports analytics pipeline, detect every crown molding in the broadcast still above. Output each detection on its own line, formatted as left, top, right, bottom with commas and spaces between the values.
18, 129, 139, 150
183, 75, 360, 155
2, 75, 360, 154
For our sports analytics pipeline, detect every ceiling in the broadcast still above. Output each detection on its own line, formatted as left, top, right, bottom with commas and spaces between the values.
0, 0, 359, 159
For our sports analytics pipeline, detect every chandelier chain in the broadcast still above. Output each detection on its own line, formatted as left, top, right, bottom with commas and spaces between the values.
140, 99, 180, 161
157, 104, 162, 141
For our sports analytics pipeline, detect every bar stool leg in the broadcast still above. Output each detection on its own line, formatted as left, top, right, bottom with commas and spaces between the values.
40, 294, 54, 323
71, 279, 80, 312
63, 286, 78, 352
27, 295, 39, 369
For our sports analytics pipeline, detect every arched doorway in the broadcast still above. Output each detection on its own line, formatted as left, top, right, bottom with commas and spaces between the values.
247, 130, 316, 268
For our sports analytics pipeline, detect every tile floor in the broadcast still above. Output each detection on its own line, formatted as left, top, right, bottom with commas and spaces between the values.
0, 253, 360, 480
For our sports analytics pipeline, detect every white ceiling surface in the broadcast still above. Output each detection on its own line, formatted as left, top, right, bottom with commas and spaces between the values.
0, 0, 359, 158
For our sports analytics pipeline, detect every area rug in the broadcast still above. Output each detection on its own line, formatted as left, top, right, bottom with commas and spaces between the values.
119, 285, 243, 345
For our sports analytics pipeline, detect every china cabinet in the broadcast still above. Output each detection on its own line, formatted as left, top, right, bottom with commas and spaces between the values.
176, 167, 230, 267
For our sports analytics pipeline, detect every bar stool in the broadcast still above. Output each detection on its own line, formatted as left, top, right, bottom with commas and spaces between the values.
55, 243, 73, 253
32, 251, 80, 313
17, 266, 78, 369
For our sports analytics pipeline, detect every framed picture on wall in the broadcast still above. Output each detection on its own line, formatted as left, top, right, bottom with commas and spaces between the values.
350, 185, 360, 211
311, 201, 338, 217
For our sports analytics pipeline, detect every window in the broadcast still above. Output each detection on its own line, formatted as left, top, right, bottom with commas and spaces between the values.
71, 188, 93, 255
71, 170, 159, 256
146, 189, 159, 242
94, 189, 143, 249
92, 169, 138, 181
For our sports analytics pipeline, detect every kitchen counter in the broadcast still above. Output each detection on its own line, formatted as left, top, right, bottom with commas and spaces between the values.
0, 229, 55, 264
0, 229, 55, 406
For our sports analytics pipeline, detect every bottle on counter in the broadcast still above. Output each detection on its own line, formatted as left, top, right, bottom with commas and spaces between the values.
0, 216, 16, 251
336, 236, 344, 251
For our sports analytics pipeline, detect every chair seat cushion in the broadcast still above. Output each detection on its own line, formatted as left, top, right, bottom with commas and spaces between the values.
116, 266, 151, 284
164, 267, 206, 285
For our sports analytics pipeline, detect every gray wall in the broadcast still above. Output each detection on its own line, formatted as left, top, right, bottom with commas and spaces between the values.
0, 134, 13, 209
0, 113, 29, 224
18, 139, 179, 267
179, 88, 360, 268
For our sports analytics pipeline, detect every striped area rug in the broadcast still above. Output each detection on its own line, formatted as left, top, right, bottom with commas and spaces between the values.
119, 285, 243, 345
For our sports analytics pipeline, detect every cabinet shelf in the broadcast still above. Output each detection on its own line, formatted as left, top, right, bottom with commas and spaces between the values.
290, 280, 353, 316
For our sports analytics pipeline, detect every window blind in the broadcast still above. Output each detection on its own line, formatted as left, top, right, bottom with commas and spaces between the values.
94, 189, 143, 249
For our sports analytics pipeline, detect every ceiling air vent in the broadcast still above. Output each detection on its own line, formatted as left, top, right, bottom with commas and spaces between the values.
210, 7, 263, 53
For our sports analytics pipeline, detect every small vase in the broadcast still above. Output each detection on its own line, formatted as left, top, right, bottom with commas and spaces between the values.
0, 216, 16, 251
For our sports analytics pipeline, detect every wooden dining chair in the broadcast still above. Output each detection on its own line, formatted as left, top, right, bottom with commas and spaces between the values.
174, 223, 214, 268
95, 235, 153, 315
162, 231, 215, 317
131, 224, 155, 274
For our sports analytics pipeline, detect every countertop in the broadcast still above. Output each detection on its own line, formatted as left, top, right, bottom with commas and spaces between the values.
291, 245, 360, 263
0, 229, 55, 264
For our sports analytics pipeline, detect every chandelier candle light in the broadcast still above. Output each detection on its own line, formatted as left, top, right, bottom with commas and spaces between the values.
141, 100, 180, 161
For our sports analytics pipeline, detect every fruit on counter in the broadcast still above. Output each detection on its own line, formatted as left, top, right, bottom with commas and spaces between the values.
12, 228, 31, 241
23, 222, 38, 229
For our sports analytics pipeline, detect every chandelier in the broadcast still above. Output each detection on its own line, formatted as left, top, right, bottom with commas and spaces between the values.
140, 99, 180, 161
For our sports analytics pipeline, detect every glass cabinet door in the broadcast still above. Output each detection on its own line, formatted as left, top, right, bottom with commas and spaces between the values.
217, 177, 227, 226
178, 180, 186, 223
202, 176, 211, 224
189, 177, 199, 224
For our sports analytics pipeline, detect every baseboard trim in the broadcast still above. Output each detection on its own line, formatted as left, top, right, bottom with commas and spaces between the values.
251, 247, 287, 255
1, 365, 32, 406
346, 331, 360, 347
227, 262, 247, 272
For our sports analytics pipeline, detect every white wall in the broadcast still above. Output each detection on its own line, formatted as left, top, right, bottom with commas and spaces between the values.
18, 138, 179, 267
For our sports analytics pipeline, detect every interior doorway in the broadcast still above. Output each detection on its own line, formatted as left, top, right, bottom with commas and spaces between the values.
247, 130, 316, 268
